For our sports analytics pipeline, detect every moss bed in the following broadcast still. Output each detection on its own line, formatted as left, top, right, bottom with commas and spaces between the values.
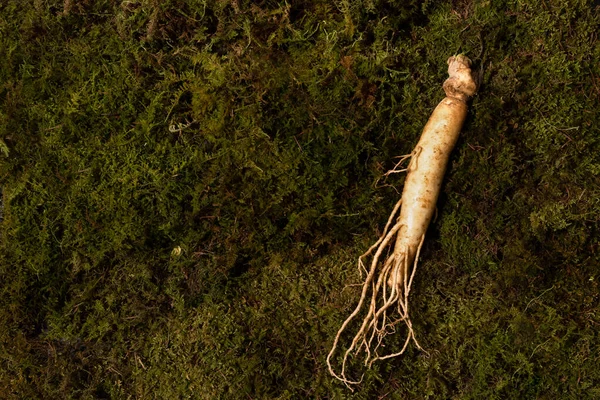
1, 0, 600, 398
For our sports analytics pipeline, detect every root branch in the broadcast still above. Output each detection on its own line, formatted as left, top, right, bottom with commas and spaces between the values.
327, 199, 424, 388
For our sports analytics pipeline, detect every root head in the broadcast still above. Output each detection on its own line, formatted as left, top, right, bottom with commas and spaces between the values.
443, 55, 478, 102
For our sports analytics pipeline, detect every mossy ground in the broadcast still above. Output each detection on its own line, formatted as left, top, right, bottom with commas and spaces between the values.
1, 0, 600, 398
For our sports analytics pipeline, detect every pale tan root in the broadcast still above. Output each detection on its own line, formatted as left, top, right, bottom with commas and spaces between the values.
326, 198, 425, 387
327, 55, 477, 388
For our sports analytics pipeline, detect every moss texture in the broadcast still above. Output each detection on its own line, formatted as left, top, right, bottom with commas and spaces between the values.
1, 0, 599, 398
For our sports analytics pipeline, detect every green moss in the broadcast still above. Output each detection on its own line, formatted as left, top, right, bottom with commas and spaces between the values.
1, 0, 600, 398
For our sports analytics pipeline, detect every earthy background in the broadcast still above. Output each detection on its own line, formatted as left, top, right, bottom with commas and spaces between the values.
1, 0, 599, 398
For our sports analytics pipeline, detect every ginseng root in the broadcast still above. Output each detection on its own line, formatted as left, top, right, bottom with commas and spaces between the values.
327, 55, 478, 387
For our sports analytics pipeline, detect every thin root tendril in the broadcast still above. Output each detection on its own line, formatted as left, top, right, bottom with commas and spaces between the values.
327, 202, 425, 388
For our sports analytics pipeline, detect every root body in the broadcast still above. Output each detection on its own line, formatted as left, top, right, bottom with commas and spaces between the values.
327, 55, 477, 387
